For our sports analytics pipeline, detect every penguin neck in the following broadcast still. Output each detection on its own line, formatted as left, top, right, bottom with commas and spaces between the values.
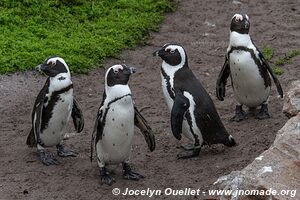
161, 61, 185, 78
49, 72, 72, 92
105, 84, 131, 100
229, 31, 251, 49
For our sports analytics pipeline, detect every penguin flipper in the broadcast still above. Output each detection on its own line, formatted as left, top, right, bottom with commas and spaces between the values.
26, 128, 36, 147
259, 52, 283, 98
216, 56, 230, 101
27, 78, 49, 147
72, 98, 84, 133
171, 93, 190, 140
91, 109, 104, 162
134, 106, 156, 152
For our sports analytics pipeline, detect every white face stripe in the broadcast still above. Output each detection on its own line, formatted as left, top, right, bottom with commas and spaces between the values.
232, 14, 249, 21
46, 57, 71, 76
164, 44, 186, 66
232, 14, 243, 21
104, 64, 124, 84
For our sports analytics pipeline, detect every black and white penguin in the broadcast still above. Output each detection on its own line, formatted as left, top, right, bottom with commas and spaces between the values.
153, 43, 236, 159
26, 56, 84, 165
216, 13, 283, 121
90, 64, 155, 185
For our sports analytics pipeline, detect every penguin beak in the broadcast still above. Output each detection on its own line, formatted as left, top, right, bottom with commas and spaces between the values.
244, 20, 250, 29
153, 50, 159, 57
153, 48, 163, 57
129, 67, 136, 74
36, 64, 43, 71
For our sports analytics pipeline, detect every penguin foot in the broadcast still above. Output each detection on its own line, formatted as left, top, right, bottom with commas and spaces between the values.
100, 167, 115, 186
256, 104, 271, 119
56, 144, 78, 157
180, 143, 194, 151
122, 163, 144, 180
38, 150, 58, 166
230, 105, 246, 122
177, 148, 200, 159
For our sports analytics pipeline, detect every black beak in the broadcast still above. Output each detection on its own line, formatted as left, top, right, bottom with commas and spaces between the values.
36, 64, 43, 71
129, 67, 136, 74
153, 48, 163, 57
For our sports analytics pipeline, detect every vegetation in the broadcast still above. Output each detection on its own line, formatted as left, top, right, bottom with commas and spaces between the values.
0, 0, 175, 74
262, 46, 299, 76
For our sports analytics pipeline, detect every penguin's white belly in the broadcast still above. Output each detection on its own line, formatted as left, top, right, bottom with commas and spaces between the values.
41, 91, 73, 147
97, 97, 134, 165
230, 50, 270, 107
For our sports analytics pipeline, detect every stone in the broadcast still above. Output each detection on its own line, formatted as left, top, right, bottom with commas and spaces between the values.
214, 113, 300, 200
283, 80, 300, 118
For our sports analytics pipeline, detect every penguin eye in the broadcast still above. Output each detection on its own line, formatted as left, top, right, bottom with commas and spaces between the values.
113, 69, 119, 74
170, 49, 175, 54
48, 61, 55, 66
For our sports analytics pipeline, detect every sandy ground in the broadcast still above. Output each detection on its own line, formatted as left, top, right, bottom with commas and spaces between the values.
0, 0, 299, 199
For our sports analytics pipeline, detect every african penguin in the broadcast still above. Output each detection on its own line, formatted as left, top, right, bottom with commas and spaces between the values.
90, 64, 155, 185
153, 43, 236, 159
26, 56, 84, 166
216, 13, 283, 122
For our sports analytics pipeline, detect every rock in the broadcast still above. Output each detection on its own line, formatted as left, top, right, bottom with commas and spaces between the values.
214, 113, 300, 200
283, 80, 300, 118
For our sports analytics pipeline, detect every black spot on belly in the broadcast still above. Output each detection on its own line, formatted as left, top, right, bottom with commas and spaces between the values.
126, 133, 128, 136
103, 134, 105, 137
235, 73, 237, 76
239, 68, 241, 71
246, 95, 248, 99
61, 121, 65, 125
113, 143, 115, 146
121, 123, 124, 127
112, 118, 115, 121
234, 62, 236, 65
52, 131, 55, 135
112, 109, 114, 112
62, 100, 65, 102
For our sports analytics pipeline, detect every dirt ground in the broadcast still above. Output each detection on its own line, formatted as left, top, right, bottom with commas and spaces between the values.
1, 0, 299, 199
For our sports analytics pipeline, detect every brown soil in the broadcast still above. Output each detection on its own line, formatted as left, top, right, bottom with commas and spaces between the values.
1, 0, 299, 199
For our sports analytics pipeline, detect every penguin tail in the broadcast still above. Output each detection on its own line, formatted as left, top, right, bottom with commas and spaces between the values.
26, 128, 36, 148
224, 135, 237, 147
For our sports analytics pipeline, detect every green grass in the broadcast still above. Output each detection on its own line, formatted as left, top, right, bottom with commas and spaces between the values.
262, 45, 274, 61
0, 0, 175, 74
262, 46, 299, 76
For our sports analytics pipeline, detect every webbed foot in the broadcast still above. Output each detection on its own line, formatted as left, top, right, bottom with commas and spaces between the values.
177, 147, 200, 159
38, 149, 58, 166
56, 144, 78, 157
122, 162, 144, 180
230, 105, 246, 122
256, 104, 271, 119
100, 167, 115, 186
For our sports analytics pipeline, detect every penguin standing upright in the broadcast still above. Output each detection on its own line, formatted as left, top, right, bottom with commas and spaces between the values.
153, 43, 236, 159
26, 56, 84, 165
216, 13, 283, 121
91, 64, 155, 185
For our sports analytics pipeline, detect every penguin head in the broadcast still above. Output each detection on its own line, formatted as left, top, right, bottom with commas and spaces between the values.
37, 56, 70, 77
153, 43, 187, 66
105, 64, 136, 87
230, 13, 250, 34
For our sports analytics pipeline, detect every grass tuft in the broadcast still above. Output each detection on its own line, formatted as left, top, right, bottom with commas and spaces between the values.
262, 46, 274, 61
0, 0, 175, 74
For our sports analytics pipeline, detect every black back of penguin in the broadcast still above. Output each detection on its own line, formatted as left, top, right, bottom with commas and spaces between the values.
156, 43, 236, 146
